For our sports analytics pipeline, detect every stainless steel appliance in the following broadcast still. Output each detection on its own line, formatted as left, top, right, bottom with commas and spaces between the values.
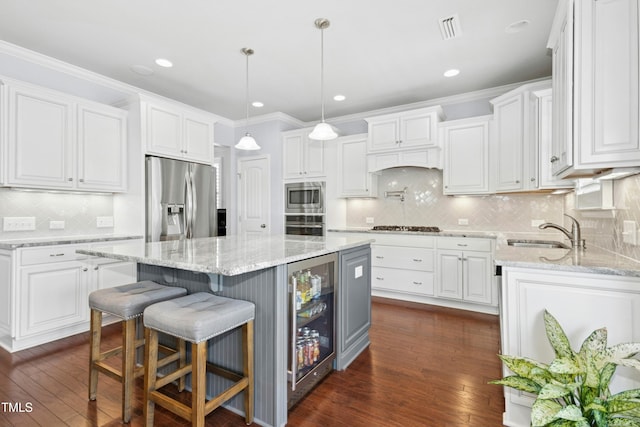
146, 156, 217, 242
285, 182, 325, 214
285, 215, 325, 236
287, 252, 337, 408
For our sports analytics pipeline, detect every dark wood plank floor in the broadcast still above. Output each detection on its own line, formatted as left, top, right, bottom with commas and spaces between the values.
0, 299, 504, 426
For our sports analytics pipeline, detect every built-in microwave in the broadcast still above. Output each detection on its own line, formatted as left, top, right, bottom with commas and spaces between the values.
285, 182, 325, 214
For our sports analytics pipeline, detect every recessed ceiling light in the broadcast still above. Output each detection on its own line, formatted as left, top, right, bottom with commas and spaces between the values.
444, 69, 460, 77
505, 20, 530, 33
333, 94, 346, 102
155, 58, 173, 68
130, 64, 154, 76
252, 101, 264, 108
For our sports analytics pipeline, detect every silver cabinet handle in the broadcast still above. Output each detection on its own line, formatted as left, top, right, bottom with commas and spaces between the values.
457, 243, 468, 247
376, 277, 384, 280
413, 281, 422, 285
375, 255, 384, 259
550, 156, 559, 163
82, 267, 88, 272
412, 259, 422, 262
94, 266, 99, 270
67, 178, 73, 181
260, 224, 266, 228
49, 253, 65, 257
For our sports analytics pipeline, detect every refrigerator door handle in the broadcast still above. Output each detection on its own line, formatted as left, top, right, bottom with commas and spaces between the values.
185, 168, 194, 238
189, 167, 197, 237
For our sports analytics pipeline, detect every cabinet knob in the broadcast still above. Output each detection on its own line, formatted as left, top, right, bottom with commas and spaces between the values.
83, 267, 88, 272
530, 177, 536, 182
550, 156, 559, 163
94, 266, 99, 270
79, 178, 84, 183
515, 180, 520, 184
67, 178, 73, 181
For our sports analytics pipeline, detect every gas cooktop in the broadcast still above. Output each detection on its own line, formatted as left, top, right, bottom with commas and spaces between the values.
371, 225, 441, 233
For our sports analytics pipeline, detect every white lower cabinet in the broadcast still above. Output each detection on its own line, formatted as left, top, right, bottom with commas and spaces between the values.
0, 240, 139, 352
500, 267, 640, 427
364, 232, 497, 314
435, 237, 494, 305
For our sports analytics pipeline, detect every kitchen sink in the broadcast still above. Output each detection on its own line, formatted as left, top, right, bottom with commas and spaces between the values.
507, 239, 571, 249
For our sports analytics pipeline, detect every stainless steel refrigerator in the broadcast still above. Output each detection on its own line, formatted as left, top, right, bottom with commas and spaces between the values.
146, 156, 217, 242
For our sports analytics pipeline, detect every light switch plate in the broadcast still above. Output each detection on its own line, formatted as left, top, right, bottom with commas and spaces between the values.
365, 217, 374, 224
49, 220, 65, 230
458, 218, 469, 225
3, 217, 36, 231
96, 216, 114, 228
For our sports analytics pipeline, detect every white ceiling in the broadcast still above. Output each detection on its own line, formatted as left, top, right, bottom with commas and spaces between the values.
0, 0, 558, 122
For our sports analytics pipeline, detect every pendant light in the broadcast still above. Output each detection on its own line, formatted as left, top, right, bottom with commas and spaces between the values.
235, 47, 261, 150
309, 18, 338, 141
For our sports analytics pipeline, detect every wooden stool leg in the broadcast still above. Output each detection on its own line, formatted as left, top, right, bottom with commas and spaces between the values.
192, 341, 207, 427
243, 320, 254, 425
122, 318, 136, 423
88, 309, 102, 401
177, 338, 186, 392
144, 327, 159, 427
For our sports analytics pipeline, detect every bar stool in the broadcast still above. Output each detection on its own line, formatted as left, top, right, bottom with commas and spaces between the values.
142, 292, 255, 427
88, 280, 187, 423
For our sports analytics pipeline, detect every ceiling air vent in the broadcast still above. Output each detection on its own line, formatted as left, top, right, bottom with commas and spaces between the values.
438, 14, 461, 40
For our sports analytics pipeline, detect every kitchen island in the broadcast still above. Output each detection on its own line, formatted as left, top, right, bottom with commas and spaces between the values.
77, 233, 373, 427
494, 245, 640, 427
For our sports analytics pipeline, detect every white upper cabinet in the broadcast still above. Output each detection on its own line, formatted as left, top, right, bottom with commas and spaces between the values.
143, 96, 215, 164
548, 0, 640, 178
365, 106, 444, 153
337, 134, 377, 198
441, 115, 492, 195
4, 79, 127, 192
282, 128, 325, 180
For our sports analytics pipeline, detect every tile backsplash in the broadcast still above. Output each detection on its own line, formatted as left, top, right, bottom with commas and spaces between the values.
0, 188, 114, 239
346, 167, 640, 263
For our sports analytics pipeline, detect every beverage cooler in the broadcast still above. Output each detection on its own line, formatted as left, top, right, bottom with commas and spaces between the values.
287, 252, 337, 408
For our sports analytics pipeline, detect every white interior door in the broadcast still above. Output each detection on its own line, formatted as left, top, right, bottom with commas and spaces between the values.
238, 155, 270, 235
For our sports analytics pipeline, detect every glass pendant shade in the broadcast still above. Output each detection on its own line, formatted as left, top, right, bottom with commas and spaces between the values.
235, 132, 261, 150
308, 122, 338, 140
236, 47, 261, 150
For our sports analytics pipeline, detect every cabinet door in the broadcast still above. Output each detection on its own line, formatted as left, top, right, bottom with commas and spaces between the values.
19, 261, 88, 338
367, 118, 399, 152
337, 135, 374, 197
463, 251, 493, 305
442, 118, 491, 195
401, 111, 437, 147
92, 259, 137, 291
77, 103, 127, 191
536, 92, 574, 189
282, 133, 304, 178
0, 252, 11, 335
7, 85, 74, 188
146, 102, 182, 157
339, 248, 371, 354
435, 250, 463, 299
549, 0, 573, 175
303, 138, 325, 178
493, 95, 525, 191
575, 0, 640, 167
183, 112, 213, 163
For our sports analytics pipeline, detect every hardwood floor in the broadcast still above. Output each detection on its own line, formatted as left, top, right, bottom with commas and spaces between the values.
0, 299, 504, 426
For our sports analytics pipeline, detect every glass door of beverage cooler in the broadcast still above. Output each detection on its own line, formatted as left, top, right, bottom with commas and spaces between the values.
287, 252, 337, 407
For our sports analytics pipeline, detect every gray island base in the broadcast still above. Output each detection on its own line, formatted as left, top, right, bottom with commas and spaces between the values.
78, 234, 373, 427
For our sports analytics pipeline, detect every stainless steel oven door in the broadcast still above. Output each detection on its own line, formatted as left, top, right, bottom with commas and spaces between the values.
285, 182, 325, 214
285, 215, 325, 236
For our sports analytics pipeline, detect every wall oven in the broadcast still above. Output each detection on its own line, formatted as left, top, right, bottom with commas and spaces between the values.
285, 182, 325, 214
285, 182, 325, 236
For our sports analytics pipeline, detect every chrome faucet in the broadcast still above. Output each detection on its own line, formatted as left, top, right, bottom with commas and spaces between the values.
539, 214, 585, 249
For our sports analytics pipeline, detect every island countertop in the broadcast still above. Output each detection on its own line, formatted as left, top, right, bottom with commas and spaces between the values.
76, 234, 374, 276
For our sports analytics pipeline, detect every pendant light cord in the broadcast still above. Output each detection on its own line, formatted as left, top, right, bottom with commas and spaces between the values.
245, 50, 250, 132
320, 25, 325, 123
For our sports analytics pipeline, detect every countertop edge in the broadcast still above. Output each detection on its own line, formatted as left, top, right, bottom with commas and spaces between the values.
0, 234, 144, 250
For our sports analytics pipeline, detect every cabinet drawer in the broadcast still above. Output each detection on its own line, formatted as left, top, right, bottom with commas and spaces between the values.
19, 244, 88, 266
372, 245, 434, 271
437, 237, 492, 252
372, 267, 434, 296
370, 233, 434, 248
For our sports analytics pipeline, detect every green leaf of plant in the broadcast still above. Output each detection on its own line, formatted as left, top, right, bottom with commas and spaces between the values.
539, 383, 573, 399
600, 363, 617, 392
608, 418, 640, 427
579, 327, 608, 387
554, 404, 585, 421
490, 376, 542, 394
618, 359, 640, 370
545, 310, 575, 359
532, 398, 563, 426
607, 399, 640, 414
498, 354, 551, 381
605, 343, 640, 363
610, 388, 640, 401
549, 357, 583, 375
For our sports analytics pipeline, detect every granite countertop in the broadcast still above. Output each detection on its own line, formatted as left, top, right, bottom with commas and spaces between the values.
495, 245, 640, 277
0, 234, 144, 250
77, 234, 374, 276
327, 228, 498, 239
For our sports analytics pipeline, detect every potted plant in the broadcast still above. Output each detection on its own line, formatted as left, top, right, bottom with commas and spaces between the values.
491, 310, 640, 426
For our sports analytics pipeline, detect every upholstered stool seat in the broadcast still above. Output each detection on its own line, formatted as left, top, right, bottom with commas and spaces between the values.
88, 280, 187, 423
143, 292, 255, 427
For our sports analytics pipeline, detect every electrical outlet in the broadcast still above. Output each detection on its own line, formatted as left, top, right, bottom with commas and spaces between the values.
96, 216, 114, 228
531, 219, 545, 227
3, 217, 36, 231
365, 217, 375, 224
49, 220, 65, 230
458, 218, 469, 226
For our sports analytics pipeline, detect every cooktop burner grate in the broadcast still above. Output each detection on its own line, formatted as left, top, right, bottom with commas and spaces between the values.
371, 225, 441, 233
